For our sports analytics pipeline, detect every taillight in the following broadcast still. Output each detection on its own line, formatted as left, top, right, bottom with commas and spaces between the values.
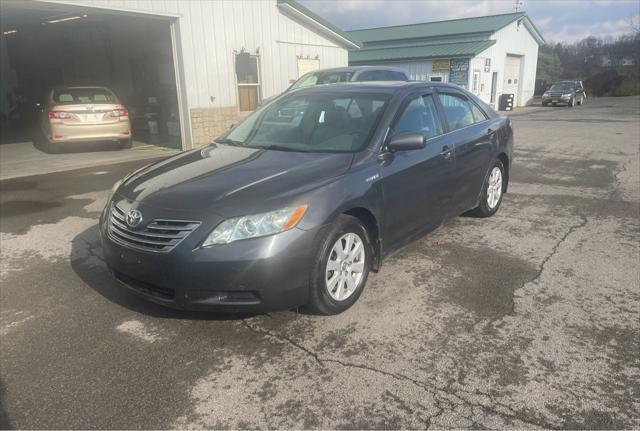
110, 108, 129, 117
48, 111, 72, 119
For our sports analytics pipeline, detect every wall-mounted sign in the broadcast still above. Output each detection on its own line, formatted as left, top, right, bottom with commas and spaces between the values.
484, 58, 491, 73
449, 58, 470, 88
432, 59, 450, 72
297, 58, 320, 78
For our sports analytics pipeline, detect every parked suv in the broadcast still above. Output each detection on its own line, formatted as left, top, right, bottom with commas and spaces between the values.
542, 80, 586, 107
38, 86, 132, 153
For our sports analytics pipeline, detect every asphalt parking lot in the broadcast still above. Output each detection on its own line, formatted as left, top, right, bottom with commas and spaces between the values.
1, 97, 639, 429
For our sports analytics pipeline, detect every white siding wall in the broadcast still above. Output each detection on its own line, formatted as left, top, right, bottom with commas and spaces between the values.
39, 0, 349, 108
475, 20, 540, 107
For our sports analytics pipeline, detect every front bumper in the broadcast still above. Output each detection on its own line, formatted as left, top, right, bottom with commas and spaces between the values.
542, 95, 572, 104
99, 206, 317, 312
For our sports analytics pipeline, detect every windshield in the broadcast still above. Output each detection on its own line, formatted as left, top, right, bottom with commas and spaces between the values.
289, 71, 354, 90
220, 92, 389, 153
550, 82, 575, 92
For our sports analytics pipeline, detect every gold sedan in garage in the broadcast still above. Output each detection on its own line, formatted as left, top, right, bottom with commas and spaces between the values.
39, 86, 132, 153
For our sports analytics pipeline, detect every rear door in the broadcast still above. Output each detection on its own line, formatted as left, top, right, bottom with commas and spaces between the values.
435, 90, 495, 213
379, 90, 455, 249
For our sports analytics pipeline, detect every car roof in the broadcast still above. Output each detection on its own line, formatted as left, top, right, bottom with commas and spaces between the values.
288, 81, 464, 95
308, 65, 408, 74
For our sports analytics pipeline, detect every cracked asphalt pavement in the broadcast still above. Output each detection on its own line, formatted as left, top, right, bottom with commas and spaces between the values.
1, 97, 639, 429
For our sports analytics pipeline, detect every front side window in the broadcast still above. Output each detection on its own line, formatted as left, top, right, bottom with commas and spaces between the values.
393, 95, 443, 139
438, 93, 475, 131
223, 92, 389, 153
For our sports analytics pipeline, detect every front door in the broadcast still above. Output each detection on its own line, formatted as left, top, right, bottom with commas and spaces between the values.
379, 92, 455, 250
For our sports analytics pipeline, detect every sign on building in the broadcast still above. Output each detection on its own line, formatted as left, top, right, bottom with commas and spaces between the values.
297, 58, 320, 78
432, 59, 450, 71
449, 59, 469, 88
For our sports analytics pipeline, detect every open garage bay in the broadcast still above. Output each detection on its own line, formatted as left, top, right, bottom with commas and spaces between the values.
1, 97, 639, 428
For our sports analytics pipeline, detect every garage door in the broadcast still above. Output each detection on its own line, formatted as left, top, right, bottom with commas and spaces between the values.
1, 2, 183, 153
503, 55, 521, 100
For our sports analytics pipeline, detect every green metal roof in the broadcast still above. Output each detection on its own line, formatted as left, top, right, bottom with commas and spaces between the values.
349, 12, 527, 43
277, 0, 361, 48
349, 40, 497, 63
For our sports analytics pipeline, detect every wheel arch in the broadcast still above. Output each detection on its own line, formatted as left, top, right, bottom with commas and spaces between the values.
497, 152, 510, 193
342, 206, 382, 272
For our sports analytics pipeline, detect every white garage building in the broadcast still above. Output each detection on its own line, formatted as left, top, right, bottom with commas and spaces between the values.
1, 0, 358, 150
348, 12, 545, 108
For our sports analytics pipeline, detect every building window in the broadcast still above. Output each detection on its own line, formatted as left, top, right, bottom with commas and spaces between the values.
430, 76, 442, 82
236, 52, 260, 111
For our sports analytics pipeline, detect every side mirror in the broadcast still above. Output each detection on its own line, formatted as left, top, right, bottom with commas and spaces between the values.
387, 132, 426, 152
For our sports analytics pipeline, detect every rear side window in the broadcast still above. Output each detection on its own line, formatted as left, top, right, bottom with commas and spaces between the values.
438, 93, 475, 131
390, 71, 408, 81
357, 70, 403, 81
393, 95, 443, 139
53, 88, 117, 104
470, 103, 488, 122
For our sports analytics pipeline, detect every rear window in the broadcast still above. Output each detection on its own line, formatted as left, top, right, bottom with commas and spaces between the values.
53, 88, 117, 104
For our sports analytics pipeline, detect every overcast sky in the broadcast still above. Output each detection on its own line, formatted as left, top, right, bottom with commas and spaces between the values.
300, 0, 640, 43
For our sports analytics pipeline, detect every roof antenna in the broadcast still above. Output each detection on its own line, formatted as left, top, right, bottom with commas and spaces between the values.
514, 0, 524, 12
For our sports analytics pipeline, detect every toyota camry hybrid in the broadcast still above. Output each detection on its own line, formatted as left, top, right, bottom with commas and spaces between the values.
101, 82, 513, 315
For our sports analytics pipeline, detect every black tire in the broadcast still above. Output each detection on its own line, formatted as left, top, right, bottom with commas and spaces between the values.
120, 138, 133, 149
305, 215, 372, 315
568, 97, 574, 107
471, 159, 505, 218
46, 140, 61, 154
542, 101, 548, 107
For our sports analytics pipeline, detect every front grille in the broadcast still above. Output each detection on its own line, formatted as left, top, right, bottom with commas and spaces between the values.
547, 92, 565, 98
113, 270, 175, 299
108, 204, 201, 253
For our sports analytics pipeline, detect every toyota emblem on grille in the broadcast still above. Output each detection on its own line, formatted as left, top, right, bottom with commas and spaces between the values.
126, 209, 143, 228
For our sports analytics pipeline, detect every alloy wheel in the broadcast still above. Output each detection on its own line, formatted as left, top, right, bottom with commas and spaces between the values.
325, 233, 366, 301
487, 166, 503, 209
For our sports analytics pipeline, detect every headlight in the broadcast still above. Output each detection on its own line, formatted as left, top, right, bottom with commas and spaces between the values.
202, 205, 308, 246
542, 92, 549, 97
563, 93, 572, 98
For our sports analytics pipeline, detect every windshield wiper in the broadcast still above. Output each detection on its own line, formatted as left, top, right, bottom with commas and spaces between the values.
258, 145, 312, 153
214, 138, 244, 146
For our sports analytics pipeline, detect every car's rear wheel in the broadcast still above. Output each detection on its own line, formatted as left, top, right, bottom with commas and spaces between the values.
305, 215, 371, 315
46, 140, 61, 154
120, 138, 133, 149
472, 159, 505, 218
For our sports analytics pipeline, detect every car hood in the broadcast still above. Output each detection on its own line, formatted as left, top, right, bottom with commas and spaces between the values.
117, 144, 353, 214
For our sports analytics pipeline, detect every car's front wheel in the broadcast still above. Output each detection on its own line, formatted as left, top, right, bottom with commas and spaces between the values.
472, 159, 505, 218
306, 215, 371, 315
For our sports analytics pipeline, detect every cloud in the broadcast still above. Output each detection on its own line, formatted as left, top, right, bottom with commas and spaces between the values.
301, 0, 640, 42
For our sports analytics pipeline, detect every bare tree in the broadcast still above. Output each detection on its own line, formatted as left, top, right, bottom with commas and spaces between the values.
627, 14, 640, 34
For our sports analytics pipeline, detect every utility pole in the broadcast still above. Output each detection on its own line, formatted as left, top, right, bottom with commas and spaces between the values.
514, 0, 524, 12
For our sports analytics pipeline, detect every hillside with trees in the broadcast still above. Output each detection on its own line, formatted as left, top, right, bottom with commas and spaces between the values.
537, 32, 640, 97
